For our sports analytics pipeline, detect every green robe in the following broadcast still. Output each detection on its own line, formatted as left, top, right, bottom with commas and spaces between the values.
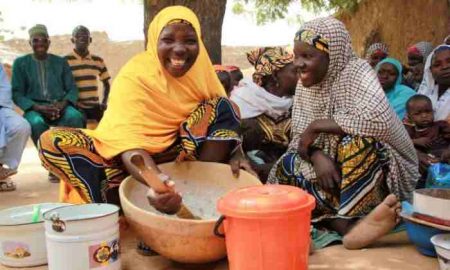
11, 54, 78, 111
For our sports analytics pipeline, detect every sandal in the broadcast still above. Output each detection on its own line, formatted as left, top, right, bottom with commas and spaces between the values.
0, 167, 17, 180
0, 179, 16, 192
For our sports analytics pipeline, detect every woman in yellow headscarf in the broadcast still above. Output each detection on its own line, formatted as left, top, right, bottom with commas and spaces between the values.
38, 6, 246, 212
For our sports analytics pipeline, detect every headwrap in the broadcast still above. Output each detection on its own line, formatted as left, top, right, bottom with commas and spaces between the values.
294, 29, 329, 54
285, 16, 418, 200
72, 25, 90, 37
28, 24, 48, 38
225, 65, 239, 72
407, 41, 434, 60
418, 44, 450, 121
375, 58, 416, 119
85, 6, 226, 159
247, 47, 294, 86
365, 43, 389, 59
213, 65, 238, 73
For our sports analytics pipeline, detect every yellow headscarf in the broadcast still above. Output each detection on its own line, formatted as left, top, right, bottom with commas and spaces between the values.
84, 6, 226, 159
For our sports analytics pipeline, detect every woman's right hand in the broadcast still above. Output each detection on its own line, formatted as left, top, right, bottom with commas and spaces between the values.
310, 150, 341, 193
147, 180, 182, 215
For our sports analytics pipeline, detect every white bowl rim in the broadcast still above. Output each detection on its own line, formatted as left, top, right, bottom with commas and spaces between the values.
431, 233, 450, 251
42, 203, 119, 222
0, 203, 71, 226
119, 161, 261, 224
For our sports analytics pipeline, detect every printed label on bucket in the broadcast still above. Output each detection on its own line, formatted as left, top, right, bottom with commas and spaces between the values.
2, 241, 31, 259
88, 239, 120, 269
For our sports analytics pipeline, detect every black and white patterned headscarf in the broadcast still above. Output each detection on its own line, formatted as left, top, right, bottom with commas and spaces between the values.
288, 16, 419, 201
365, 43, 389, 59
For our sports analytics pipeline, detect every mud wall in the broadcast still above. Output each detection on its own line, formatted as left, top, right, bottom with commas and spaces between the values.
338, 0, 450, 63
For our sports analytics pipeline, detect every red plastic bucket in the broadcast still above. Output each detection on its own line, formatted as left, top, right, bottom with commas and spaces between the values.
216, 185, 315, 270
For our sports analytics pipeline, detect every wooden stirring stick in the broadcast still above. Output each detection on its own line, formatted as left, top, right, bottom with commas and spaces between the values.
129, 154, 198, 220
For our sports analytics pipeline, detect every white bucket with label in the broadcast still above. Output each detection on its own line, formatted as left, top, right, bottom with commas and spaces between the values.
43, 203, 121, 270
0, 203, 70, 267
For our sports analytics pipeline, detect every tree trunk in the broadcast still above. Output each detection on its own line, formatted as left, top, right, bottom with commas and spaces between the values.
143, 0, 227, 64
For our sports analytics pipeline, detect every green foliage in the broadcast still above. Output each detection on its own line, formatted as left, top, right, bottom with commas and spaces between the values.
232, 0, 360, 25
232, 2, 246, 14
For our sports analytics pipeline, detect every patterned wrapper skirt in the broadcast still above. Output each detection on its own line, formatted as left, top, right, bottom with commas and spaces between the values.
38, 97, 241, 205
271, 135, 390, 222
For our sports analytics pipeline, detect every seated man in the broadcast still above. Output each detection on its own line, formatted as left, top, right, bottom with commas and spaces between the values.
65, 25, 111, 123
0, 62, 31, 191
11, 24, 84, 182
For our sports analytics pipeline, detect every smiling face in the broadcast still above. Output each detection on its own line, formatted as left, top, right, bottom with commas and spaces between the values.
30, 33, 50, 59
430, 48, 450, 89
72, 28, 91, 53
293, 41, 329, 87
377, 62, 399, 91
157, 23, 199, 77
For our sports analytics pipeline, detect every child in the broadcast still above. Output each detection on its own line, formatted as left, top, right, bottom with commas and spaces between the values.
227, 65, 243, 89
65, 25, 111, 124
213, 65, 232, 96
405, 95, 450, 187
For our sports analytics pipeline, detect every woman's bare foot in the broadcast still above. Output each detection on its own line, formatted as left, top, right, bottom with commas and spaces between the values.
343, 194, 401, 250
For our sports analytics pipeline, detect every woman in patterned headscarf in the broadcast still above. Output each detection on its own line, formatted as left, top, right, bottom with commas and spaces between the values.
365, 42, 389, 68
269, 17, 419, 249
406, 41, 434, 91
230, 47, 298, 182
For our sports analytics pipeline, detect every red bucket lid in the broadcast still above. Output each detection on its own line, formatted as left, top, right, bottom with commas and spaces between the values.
217, 185, 315, 218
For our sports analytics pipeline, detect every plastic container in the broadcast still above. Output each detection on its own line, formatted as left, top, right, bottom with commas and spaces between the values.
0, 203, 70, 267
216, 185, 315, 270
431, 234, 450, 270
43, 203, 120, 270
414, 189, 450, 223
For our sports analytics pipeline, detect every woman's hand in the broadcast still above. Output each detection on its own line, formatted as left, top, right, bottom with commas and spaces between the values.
310, 150, 341, 193
298, 125, 319, 160
147, 180, 182, 215
417, 151, 439, 175
298, 119, 345, 160
229, 146, 258, 178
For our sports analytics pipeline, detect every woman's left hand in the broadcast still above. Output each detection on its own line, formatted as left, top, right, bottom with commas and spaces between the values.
298, 123, 319, 160
229, 147, 258, 178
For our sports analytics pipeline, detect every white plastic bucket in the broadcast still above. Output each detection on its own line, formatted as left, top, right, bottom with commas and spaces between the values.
43, 203, 121, 270
0, 203, 70, 267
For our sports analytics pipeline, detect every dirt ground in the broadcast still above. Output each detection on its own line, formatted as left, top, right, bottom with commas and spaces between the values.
0, 141, 439, 270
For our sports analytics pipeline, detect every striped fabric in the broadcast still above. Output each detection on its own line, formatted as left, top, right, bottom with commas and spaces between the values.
274, 136, 389, 222
65, 51, 110, 109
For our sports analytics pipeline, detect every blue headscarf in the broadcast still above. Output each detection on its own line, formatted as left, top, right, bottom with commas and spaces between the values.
376, 58, 416, 119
